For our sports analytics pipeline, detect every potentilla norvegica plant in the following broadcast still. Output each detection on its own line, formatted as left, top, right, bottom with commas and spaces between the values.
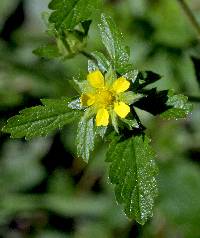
1, 0, 193, 225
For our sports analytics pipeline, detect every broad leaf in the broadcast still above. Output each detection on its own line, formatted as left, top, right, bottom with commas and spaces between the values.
77, 115, 95, 162
2, 99, 82, 139
49, 0, 100, 31
99, 14, 130, 70
106, 134, 158, 225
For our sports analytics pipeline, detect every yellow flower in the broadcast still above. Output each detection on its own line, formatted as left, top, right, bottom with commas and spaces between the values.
80, 70, 131, 127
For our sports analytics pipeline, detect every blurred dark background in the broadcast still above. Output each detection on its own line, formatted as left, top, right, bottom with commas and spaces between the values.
0, 0, 200, 237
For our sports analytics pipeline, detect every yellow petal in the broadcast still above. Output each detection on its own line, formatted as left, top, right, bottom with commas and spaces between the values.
96, 108, 109, 126
112, 77, 130, 94
114, 102, 130, 118
81, 93, 95, 106
87, 70, 104, 88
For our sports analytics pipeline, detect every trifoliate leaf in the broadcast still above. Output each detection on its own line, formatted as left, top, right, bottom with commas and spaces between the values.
106, 134, 158, 225
99, 14, 130, 70
49, 0, 100, 31
33, 44, 61, 59
2, 98, 82, 139
77, 114, 95, 162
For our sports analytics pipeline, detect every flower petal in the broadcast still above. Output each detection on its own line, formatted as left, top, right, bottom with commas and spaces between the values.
96, 108, 109, 126
87, 70, 104, 88
114, 102, 130, 118
81, 93, 95, 106
112, 77, 130, 94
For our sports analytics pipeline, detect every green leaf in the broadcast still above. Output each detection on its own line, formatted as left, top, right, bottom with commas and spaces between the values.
77, 114, 95, 162
121, 119, 139, 130
134, 89, 192, 119
119, 91, 143, 105
99, 14, 130, 70
91, 51, 110, 73
33, 44, 61, 59
106, 134, 158, 225
49, 0, 100, 31
2, 98, 82, 139
161, 90, 193, 119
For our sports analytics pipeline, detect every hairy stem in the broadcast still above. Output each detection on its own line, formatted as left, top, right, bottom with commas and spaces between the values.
177, 0, 200, 38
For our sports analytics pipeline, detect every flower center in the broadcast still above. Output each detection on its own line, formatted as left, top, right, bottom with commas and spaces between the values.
95, 88, 114, 108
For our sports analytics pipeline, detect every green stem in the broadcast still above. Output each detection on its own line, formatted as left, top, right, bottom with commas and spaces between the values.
177, 0, 200, 39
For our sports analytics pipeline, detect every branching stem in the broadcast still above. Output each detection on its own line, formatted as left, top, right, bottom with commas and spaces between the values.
177, 0, 200, 39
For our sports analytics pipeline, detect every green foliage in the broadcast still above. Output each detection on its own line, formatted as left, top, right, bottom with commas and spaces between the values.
34, 0, 100, 59
106, 134, 158, 225
77, 115, 95, 162
161, 90, 193, 119
0, 0, 196, 229
99, 14, 130, 71
2, 99, 82, 139
134, 89, 192, 119
48, 0, 100, 31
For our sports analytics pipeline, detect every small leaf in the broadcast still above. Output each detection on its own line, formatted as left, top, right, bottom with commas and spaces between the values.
161, 90, 193, 119
119, 92, 143, 105
95, 126, 107, 139
77, 114, 95, 162
110, 110, 119, 133
91, 51, 110, 73
121, 118, 139, 130
99, 14, 130, 70
106, 134, 158, 225
49, 0, 100, 31
33, 44, 61, 59
2, 98, 82, 139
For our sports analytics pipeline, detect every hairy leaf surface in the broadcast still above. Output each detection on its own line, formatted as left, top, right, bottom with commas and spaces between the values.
106, 134, 158, 225
99, 14, 130, 70
77, 115, 95, 162
2, 99, 82, 139
49, 0, 100, 31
